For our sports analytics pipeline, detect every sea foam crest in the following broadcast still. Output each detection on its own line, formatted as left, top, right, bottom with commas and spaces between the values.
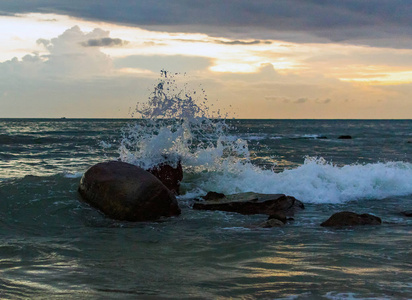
119, 72, 412, 203
189, 156, 412, 203
118, 71, 250, 171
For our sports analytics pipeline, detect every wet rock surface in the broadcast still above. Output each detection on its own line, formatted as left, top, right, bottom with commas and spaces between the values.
147, 161, 183, 195
202, 191, 226, 201
320, 211, 381, 227
193, 192, 304, 216
78, 161, 181, 221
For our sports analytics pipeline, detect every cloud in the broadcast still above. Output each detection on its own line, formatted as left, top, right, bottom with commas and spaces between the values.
36, 38, 51, 48
318, 98, 331, 104
265, 96, 332, 105
0, 11, 17, 16
81, 37, 128, 47
215, 40, 271, 45
0, 26, 151, 117
27, 26, 122, 77
3, 1, 412, 47
0, 26, 117, 92
294, 98, 307, 104
114, 55, 211, 73
0, 25, 211, 117
40, 18, 58, 22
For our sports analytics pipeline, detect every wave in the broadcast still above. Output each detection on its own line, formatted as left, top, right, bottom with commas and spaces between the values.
184, 157, 412, 204
118, 71, 247, 171
63, 172, 84, 179
117, 72, 412, 204
290, 134, 328, 140
0, 134, 71, 145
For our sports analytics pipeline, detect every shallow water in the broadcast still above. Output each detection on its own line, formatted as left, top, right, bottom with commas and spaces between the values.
0, 119, 412, 299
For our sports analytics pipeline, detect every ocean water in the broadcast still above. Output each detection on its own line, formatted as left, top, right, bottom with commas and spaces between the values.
1, 76, 412, 299
1, 118, 412, 299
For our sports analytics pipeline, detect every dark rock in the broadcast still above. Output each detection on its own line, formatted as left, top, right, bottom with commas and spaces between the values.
401, 210, 412, 217
259, 218, 284, 228
338, 135, 352, 139
78, 161, 181, 222
202, 191, 226, 201
320, 211, 381, 227
147, 161, 183, 195
268, 212, 287, 224
317, 136, 328, 139
193, 192, 304, 216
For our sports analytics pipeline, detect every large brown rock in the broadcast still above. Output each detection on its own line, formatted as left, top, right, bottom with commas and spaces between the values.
193, 192, 304, 216
320, 211, 381, 227
78, 161, 181, 221
147, 161, 183, 195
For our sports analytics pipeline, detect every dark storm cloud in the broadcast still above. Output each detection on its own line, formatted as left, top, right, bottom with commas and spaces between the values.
81, 37, 128, 47
3, 0, 412, 47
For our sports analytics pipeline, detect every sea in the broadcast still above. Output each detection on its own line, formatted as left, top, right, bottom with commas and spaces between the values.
1, 78, 412, 299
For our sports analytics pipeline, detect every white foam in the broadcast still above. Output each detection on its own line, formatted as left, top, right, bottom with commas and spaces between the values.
64, 172, 84, 178
188, 157, 412, 204
118, 72, 247, 171
118, 72, 412, 204
243, 135, 266, 141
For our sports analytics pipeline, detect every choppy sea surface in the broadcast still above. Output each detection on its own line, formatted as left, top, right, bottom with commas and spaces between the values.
0, 117, 412, 299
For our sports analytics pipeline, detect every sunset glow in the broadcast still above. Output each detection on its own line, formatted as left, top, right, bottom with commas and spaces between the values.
1, 5, 412, 118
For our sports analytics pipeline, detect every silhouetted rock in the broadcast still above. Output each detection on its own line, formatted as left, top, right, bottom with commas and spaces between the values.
338, 135, 352, 139
401, 210, 412, 217
193, 192, 304, 216
78, 161, 181, 221
320, 211, 381, 227
147, 161, 183, 195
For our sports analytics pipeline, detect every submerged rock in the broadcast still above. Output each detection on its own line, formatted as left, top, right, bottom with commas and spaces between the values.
193, 192, 304, 216
257, 213, 290, 228
268, 212, 287, 224
259, 218, 285, 228
338, 135, 352, 139
78, 161, 181, 221
320, 211, 381, 227
147, 161, 183, 195
401, 210, 412, 217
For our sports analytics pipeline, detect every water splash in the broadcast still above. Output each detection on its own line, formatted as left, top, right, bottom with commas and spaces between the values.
118, 71, 251, 171
118, 72, 412, 203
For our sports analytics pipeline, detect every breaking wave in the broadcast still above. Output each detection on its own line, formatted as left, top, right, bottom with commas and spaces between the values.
118, 71, 412, 203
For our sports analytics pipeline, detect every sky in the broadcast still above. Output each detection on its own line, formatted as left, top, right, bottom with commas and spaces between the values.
1, 1, 412, 118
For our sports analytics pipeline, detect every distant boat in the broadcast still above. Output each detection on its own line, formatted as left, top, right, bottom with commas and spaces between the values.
60, 117, 66, 120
